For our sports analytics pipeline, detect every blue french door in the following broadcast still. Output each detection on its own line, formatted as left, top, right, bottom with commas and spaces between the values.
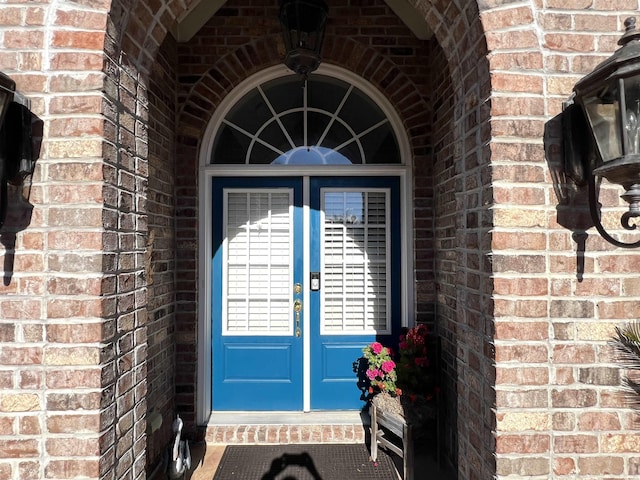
212, 176, 400, 411
308, 177, 401, 409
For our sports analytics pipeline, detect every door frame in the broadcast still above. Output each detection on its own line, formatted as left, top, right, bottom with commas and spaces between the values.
196, 64, 414, 424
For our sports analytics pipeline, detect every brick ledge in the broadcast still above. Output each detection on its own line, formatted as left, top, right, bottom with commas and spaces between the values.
205, 412, 369, 444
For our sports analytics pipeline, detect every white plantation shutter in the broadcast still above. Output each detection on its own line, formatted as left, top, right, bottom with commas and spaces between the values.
321, 189, 390, 334
224, 189, 293, 334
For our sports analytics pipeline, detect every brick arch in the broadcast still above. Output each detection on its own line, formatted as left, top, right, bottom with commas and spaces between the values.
101, 1, 521, 479
177, 34, 430, 158
168, 2, 500, 479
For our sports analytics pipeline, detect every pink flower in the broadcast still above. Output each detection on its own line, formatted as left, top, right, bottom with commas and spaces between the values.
381, 360, 396, 373
371, 342, 383, 354
399, 341, 408, 350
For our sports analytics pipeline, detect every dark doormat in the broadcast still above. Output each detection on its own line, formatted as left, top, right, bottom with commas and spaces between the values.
212, 443, 398, 480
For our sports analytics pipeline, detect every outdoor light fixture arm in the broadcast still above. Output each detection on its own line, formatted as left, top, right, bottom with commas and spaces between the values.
587, 174, 640, 248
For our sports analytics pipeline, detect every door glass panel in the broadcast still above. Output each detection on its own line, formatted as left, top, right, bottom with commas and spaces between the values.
223, 189, 293, 334
321, 189, 390, 334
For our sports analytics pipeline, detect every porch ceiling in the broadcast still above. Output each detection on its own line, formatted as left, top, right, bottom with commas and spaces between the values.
173, 0, 433, 43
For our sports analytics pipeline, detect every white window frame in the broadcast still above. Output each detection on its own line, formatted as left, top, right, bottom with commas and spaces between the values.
221, 187, 295, 336
320, 187, 392, 336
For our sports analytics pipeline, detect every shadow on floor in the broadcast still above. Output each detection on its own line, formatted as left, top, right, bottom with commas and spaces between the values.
184, 441, 455, 480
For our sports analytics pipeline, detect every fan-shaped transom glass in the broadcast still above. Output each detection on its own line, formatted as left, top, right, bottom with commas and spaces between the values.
211, 74, 401, 165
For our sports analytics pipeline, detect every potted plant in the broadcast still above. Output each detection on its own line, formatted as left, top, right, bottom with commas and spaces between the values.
610, 321, 640, 410
361, 324, 437, 424
362, 341, 401, 398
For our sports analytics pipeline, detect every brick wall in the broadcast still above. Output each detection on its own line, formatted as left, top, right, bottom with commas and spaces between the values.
0, 1, 112, 478
484, 2, 640, 478
429, 37, 458, 472
102, 13, 151, 480
145, 33, 178, 471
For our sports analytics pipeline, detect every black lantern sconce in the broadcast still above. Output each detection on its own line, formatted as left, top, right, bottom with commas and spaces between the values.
279, 0, 328, 79
565, 17, 640, 248
0, 71, 34, 229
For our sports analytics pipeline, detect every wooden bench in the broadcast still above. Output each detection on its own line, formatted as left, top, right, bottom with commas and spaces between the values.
370, 401, 413, 480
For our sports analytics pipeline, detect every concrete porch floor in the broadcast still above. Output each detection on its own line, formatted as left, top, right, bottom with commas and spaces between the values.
182, 412, 454, 479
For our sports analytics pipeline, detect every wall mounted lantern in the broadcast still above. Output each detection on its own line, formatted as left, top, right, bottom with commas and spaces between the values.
0, 71, 33, 229
279, 0, 328, 79
566, 17, 640, 248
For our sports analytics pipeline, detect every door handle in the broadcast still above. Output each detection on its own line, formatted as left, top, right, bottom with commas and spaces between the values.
294, 299, 302, 337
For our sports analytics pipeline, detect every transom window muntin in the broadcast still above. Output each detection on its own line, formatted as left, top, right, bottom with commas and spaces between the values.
211, 74, 401, 165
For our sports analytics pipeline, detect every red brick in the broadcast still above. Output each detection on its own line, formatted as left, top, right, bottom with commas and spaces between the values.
46, 323, 103, 343
495, 322, 548, 341
551, 389, 597, 408
52, 31, 104, 50
554, 457, 576, 475
554, 434, 598, 453
45, 369, 102, 389
0, 301, 42, 320
495, 344, 548, 363
552, 344, 595, 363
578, 456, 624, 475
0, 7, 22, 25
495, 366, 549, 385
45, 459, 99, 478
46, 414, 100, 433
0, 324, 14, 342
0, 347, 42, 365
496, 389, 548, 408
0, 439, 38, 458
17, 417, 39, 436
18, 461, 40, 480
46, 392, 102, 411
49, 118, 103, 137
50, 52, 103, 71
486, 31, 540, 52
46, 438, 99, 457
496, 434, 550, 454
578, 412, 621, 431
4, 30, 44, 49
54, 10, 107, 29
46, 299, 103, 319
0, 417, 14, 435
480, 6, 534, 30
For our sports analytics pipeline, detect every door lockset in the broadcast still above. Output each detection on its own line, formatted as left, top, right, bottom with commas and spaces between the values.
294, 299, 302, 337
310, 272, 320, 291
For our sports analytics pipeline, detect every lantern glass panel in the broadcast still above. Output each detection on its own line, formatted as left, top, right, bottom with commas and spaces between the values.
0, 92, 10, 123
583, 80, 621, 162
624, 74, 640, 155
281, 0, 326, 52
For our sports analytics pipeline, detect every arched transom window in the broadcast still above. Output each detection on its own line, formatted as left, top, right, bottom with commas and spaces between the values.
211, 74, 401, 165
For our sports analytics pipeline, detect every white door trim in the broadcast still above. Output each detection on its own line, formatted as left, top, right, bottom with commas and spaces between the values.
196, 65, 414, 425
